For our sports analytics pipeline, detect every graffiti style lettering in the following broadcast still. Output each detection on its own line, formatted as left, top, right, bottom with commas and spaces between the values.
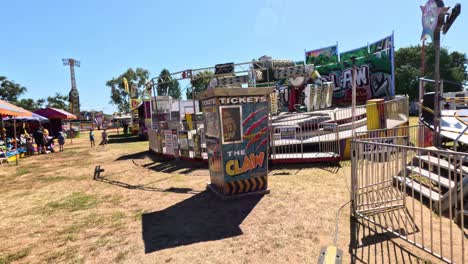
356, 66, 370, 87
226, 152, 266, 176
341, 70, 354, 90
338, 65, 370, 91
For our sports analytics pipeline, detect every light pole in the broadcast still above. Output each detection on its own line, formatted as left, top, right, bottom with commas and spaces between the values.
420, 0, 461, 147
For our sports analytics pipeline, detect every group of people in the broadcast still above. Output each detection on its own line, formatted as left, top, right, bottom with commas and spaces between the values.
89, 128, 109, 147
1, 125, 111, 157
30, 126, 66, 154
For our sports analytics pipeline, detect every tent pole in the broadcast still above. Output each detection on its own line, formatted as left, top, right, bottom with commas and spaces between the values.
14, 117, 18, 166
1, 118, 5, 143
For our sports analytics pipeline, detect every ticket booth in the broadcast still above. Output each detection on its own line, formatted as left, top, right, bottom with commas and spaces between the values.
197, 87, 273, 198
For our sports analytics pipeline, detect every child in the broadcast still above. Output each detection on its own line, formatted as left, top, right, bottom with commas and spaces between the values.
58, 131, 65, 152
100, 129, 109, 146
26, 138, 35, 155
89, 129, 95, 147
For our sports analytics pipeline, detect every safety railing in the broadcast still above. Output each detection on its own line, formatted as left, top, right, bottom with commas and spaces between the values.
356, 124, 426, 148
269, 112, 341, 162
386, 96, 410, 125
351, 135, 467, 264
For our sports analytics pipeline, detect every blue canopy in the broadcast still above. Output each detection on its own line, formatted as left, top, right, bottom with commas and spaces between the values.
2, 113, 49, 122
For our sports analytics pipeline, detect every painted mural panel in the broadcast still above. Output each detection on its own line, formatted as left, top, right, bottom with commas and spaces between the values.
304, 34, 395, 106
219, 96, 269, 183
305, 45, 338, 66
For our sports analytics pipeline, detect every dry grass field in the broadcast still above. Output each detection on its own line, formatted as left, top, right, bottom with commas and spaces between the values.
0, 121, 461, 263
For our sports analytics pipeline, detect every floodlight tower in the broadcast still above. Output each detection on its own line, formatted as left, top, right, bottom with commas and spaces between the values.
63, 58, 81, 116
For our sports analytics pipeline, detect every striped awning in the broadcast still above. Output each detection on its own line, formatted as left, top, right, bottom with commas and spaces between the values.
0, 99, 33, 117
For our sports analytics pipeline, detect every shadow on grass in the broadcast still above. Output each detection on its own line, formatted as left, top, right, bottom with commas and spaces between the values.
349, 217, 425, 264
108, 134, 141, 144
349, 206, 436, 264
93, 165, 199, 194
269, 161, 341, 176
115, 151, 149, 161
144, 160, 207, 175
141, 190, 262, 253
115, 151, 208, 176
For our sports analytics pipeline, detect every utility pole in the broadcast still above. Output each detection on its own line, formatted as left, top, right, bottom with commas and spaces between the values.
421, 0, 461, 147
433, 17, 443, 147
62, 58, 81, 117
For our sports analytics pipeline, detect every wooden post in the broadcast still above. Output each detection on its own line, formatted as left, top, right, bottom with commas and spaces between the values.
351, 57, 357, 138
14, 117, 18, 166
1, 118, 5, 144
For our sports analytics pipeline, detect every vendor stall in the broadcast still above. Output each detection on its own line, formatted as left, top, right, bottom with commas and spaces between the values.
0, 99, 33, 165
34, 107, 77, 137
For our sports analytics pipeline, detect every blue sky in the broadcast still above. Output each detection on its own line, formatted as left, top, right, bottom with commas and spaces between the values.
1, 0, 466, 113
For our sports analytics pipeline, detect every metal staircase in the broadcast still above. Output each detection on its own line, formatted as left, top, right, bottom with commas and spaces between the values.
395, 147, 468, 216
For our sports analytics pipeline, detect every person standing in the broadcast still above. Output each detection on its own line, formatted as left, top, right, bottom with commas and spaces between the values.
122, 121, 128, 135
100, 129, 108, 146
58, 131, 65, 152
33, 127, 45, 154
89, 128, 95, 147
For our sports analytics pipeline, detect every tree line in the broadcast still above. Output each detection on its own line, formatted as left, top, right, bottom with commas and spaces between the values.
395, 44, 467, 100
0, 76, 69, 111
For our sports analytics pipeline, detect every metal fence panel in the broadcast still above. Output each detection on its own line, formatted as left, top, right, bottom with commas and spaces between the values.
351, 137, 467, 264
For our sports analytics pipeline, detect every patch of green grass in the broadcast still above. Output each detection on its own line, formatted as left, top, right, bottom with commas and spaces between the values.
0, 247, 31, 264
103, 194, 123, 206
43, 192, 100, 214
273, 242, 284, 249
132, 209, 144, 221
61, 213, 106, 234
39, 176, 68, 183
111, 211, 126, 221
88, 237, 111, 255
44, 248, 81, 264
0, 166, 34, 184
14, 167, 31, 177
114, 250, 129, 263
109, 211, 126, 230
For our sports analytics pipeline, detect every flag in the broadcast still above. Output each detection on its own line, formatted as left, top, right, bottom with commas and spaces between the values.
123, 78, 129, 93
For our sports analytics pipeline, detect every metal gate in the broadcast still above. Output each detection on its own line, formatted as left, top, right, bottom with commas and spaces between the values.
269, 111, 343, 163
351, 133, 467, 263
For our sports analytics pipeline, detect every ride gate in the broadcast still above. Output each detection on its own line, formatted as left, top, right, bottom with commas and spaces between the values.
352, 125, 467, 264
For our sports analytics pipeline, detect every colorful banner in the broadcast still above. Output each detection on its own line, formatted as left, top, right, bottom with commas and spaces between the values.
340, 46, 369, 63
305, 45, 338, 66
369, 35, 392, 55
315, 35, 394, 105
369, 34, 395, 97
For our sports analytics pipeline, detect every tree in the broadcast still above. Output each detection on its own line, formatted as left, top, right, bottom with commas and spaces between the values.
0, 76, 27, 102
16, 98, 41, 111
157, 69, 181, 99
106, 68, 150, 113
46, 93, 69, 109
187, 70, 213, 99
395, 44, 467, 101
